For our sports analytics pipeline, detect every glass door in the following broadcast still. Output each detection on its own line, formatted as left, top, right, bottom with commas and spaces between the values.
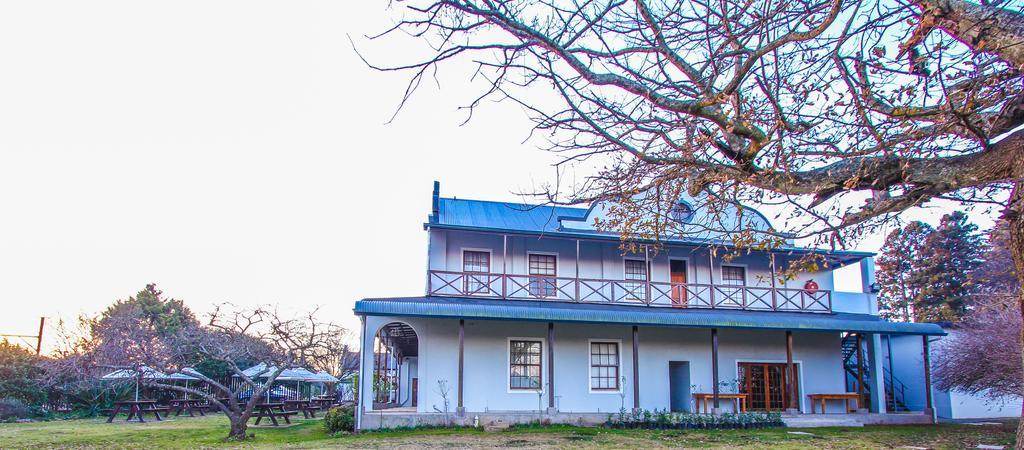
738, 362, 798, 411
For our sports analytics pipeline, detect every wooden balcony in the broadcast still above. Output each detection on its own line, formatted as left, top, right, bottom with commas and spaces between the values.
427, 270, 832, 313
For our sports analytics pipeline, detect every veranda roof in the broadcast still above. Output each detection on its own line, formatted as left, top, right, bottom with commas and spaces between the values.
354, 296, 945, 336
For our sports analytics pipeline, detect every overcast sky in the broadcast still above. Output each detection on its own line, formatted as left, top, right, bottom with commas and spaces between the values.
0, 1, 993, 351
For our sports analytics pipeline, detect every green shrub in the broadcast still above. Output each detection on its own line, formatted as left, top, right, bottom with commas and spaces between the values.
604, 408, 783, 430
0, 398, 38, 422
323, 405, 355, 434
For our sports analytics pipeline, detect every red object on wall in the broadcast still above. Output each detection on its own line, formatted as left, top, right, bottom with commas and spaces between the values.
803, 280, 819, 293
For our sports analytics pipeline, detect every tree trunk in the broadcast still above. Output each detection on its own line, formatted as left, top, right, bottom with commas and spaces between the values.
1006, 178, 1024, 449
226, 413, 250, 441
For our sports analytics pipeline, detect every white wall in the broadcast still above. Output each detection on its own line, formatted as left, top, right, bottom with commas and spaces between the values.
887, 334, 1022, 419
359, 316, 849, 417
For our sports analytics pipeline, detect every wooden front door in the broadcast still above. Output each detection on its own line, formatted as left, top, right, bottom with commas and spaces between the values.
411, 378, 418, 407
670, 260, 688, 307
738, 363, 798, 411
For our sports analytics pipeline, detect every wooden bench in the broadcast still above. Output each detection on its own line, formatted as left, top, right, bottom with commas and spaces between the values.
253, 410, 298, 426
807, 393, 861, 414
692, 393, 748, 413
250, 403, 298, 426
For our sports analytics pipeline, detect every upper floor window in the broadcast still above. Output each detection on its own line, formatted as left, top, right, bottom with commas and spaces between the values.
721, 265, 746, 286
624, 259, 648, 300
509, 340, 542, 390
590, 341, 620, 391
670, 201, 694, 223
528, 254, 557, 298
463, 250, 491, 294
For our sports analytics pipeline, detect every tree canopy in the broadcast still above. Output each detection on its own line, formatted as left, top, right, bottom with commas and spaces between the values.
373, 0, 1024, 442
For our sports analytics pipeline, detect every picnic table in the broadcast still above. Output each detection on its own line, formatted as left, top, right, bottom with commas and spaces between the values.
311, 396, 335, 410
251, 402, 298, 426
692, 393, 748, 414
106, 400, 169, 423
283, 399, 318, 419
168, 398, 207, 417
807, 393, 861, 414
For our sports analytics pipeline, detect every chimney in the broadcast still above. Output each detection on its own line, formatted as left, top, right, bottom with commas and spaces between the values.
431, 180, 440, 222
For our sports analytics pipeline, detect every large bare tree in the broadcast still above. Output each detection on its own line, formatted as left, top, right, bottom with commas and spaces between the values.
83, 304, 343, 441
371, 0, 1024, 442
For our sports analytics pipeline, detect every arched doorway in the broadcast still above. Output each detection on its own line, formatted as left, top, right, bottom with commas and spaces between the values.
372, 322, 419, 410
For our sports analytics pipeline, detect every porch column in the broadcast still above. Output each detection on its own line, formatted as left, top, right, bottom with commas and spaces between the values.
457, 319, 465, 416
785, 331, 798, 414
867, 334, 886, 413
355, 315, 366, 431
547, 322, 556, 413
632, 325, 640, 412
855, 333, 866, 412
923, 335, 934, 421
711, 328, 720, 413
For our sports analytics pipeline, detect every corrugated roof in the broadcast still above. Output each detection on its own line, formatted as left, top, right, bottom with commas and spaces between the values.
426, 196, 874, 263
434, 197, 586, 234
354, 296, 945, 336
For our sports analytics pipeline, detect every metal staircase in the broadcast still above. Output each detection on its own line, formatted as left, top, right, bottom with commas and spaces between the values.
841, 333, 910, 412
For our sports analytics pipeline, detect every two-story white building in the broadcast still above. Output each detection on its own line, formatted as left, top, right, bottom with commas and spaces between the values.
354, 182, 944, 429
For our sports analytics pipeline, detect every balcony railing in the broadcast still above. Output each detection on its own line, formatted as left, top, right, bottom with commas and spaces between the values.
427, 270, 832, 313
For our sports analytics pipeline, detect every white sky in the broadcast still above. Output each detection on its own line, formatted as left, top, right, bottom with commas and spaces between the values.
0, 1, 994, 352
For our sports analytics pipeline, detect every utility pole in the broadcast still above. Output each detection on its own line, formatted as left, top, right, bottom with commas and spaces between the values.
36, 317, 45, 355
0, 317, 45, 354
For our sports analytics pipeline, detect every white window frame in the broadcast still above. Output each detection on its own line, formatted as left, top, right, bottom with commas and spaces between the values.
587, 338, 623, 394
527, 251, 559, 298
460, 248, 494, 294
622, 258, 649, 300
460, 248, 494, 273
506, 337, 544, 393
718, 263, 749, 286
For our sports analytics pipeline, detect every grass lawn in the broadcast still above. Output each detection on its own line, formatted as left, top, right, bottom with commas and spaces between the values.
0, 415, 1016, 449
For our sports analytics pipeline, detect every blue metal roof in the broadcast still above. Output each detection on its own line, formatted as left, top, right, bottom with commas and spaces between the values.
354, 296, 945, 336
433, 197, 587, 234
426, 196, 874, 264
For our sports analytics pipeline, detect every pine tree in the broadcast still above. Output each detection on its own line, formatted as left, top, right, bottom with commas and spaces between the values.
910, 211, 984, 322
876, 221, 932, 322
971, 221, 1020, 308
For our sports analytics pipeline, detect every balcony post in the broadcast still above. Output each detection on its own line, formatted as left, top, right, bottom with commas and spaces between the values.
770, 253, 778, 310
575, 239, 581, 302
708, 250, 716, 308
644, 245, 651, 305
502, 234, 508, 298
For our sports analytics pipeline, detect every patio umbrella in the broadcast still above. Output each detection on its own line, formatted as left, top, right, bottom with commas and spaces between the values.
166, 369, 201, 399
101, 366, 168, 401
308, 372, 339, 398
237, 364, 318, 402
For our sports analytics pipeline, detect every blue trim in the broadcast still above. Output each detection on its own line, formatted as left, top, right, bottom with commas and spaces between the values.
354, 296, 945, 336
